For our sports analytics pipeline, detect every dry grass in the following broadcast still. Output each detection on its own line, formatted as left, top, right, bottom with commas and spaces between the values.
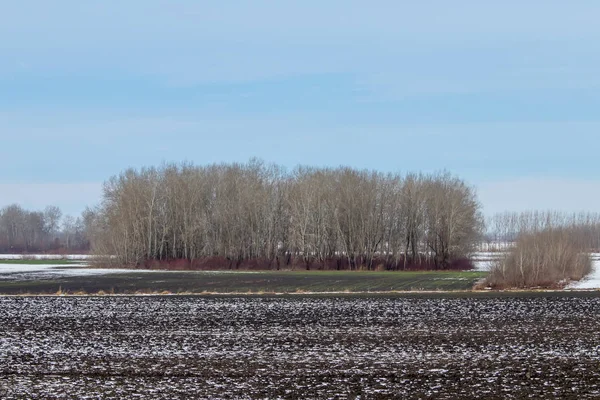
486, 227, 592, 289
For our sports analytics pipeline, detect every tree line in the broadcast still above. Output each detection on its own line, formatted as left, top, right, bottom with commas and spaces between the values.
0, 204, 91, 253
86, 160, 483, 270
485, 210, 600, 251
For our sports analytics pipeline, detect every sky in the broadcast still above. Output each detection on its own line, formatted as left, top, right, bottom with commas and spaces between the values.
1, 1, 600, 217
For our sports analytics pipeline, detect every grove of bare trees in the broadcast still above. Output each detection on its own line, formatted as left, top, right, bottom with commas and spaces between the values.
485, 211, 600, 251
0, 205, 91, 253
87, 160, 484, 270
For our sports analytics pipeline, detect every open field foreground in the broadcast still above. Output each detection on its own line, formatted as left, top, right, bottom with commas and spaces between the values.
1, 295, 600, 399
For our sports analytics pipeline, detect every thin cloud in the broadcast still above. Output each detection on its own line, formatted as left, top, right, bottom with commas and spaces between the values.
0, 183, 103, 216
478, 179, 600, 216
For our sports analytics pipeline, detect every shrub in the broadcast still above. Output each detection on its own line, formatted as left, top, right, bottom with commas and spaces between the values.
486, 227, 592, 289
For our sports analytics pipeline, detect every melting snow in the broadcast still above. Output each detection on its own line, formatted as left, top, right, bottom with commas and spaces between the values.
0, 263, 158, 281
568, 254, 600, 289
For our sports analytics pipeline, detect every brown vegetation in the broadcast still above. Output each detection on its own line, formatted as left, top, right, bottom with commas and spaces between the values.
137, 255, 474, 271
486, 227, 592, 289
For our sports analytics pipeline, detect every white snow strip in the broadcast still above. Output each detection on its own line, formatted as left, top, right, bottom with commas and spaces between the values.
0, 263, 161, 280
0, 263, 89, 273
0, 254, 94, 260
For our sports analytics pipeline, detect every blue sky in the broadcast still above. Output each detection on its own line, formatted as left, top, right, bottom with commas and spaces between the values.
1, 1, 600, 216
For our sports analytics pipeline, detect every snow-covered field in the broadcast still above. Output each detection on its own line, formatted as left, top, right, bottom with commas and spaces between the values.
0, 255, 125, 281
2, 296, 600, 398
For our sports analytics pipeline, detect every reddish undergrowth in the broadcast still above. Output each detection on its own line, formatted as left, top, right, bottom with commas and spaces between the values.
135, 256, 474, 271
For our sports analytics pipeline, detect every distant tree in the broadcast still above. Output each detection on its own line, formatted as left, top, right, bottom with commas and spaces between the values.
43, 206, 62, 235
0, 204, 91, 254
486, 211, 600, 251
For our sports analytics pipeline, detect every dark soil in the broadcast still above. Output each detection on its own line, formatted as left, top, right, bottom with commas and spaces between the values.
1, 294, 600, 399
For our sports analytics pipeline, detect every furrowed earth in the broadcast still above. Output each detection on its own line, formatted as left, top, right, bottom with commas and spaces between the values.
1, 294, 600, 399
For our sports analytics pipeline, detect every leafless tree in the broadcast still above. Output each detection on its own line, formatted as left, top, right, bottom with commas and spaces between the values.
90, 161, 484, 270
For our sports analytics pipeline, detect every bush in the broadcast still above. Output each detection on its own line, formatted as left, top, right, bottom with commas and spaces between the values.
486, 227, 592, 289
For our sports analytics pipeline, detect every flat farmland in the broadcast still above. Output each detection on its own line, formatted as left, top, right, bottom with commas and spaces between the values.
0, 269, 486, 294
1, 294, 600, 399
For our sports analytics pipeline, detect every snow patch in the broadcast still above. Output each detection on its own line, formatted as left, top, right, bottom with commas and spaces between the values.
568, 254, 600, 289
0, 262, 160, 281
